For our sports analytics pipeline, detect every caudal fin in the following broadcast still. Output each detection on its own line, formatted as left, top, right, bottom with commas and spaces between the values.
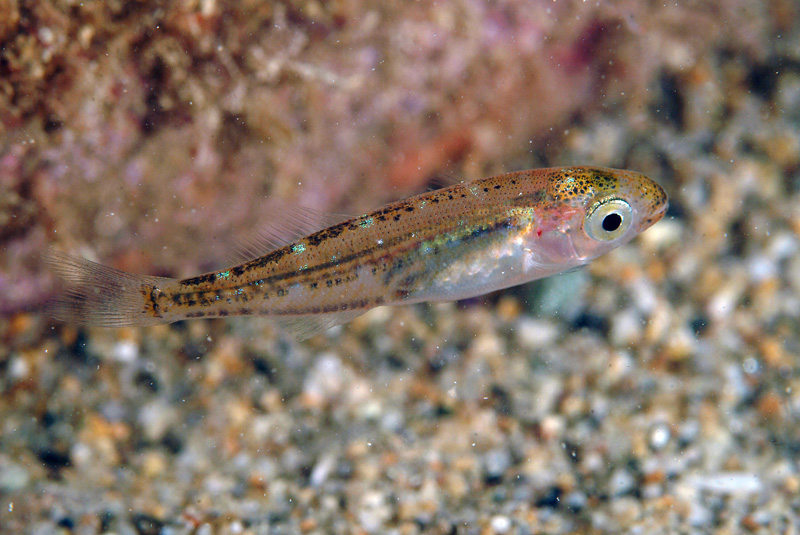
44, 249, 176, 327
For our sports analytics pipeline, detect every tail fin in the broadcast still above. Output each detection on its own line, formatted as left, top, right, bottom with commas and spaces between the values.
44, 249, 176, 327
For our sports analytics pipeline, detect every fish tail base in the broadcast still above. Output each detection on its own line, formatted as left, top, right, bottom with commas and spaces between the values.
44, 249, 176, 327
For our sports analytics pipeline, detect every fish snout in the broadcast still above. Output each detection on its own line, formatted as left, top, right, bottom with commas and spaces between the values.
637, 180, 668, 231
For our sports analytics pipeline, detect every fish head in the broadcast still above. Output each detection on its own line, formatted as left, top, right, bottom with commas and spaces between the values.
530, 166, 668, 267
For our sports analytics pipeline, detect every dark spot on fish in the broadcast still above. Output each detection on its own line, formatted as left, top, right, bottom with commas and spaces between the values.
306, 223, 347, 247
181, 272, 217, 286
149, 288, 163, 317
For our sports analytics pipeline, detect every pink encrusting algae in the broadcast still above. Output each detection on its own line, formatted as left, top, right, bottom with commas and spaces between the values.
45, 166, 666, 338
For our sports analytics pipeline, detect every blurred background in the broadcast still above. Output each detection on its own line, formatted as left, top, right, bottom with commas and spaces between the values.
2, 0, 800, 533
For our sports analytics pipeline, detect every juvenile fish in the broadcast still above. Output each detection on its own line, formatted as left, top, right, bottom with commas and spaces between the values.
46, 166, 667, 338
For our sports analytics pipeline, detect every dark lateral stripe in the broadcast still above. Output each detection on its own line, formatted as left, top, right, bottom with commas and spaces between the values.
268, 299, 375, 316
245, 215, 514, 288
174, 215, 513, 312
172, 205, 519, 306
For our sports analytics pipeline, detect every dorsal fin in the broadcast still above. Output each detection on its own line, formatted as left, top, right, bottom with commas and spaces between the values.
425, 172, 464, 191
232, 203, 352, 263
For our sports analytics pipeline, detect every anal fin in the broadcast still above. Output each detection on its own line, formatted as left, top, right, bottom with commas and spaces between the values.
273, 308, 367, 340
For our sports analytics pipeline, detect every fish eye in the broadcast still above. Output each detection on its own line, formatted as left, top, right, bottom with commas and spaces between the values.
585, 198, 633, 241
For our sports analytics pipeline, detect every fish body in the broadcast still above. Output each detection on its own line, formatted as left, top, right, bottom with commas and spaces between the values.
46, 166, 667, 337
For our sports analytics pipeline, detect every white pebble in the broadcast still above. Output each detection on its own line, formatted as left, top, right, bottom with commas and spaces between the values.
687, 473, 763, 494
649, 423, 671, 450
609, 469, 636, 497
746, 255, 776, 283
768, 231, 798, 259
309, 454, 336, 487
639, 218, 682, 249
630, 277, 658, 314
514, 318, 560, 349
0, 462, 30, 492
8, 356, 29, 380
303, 353, 344, 401
358, 491, 391, 532
610, 309, 641, 346
490, 515, 512, 534
112, 340, 139, 362
688, 502, 712, 527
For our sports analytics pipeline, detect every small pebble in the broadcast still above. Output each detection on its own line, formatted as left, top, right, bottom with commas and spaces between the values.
483, 448, 512, 483
0, 462, 30, 492
687, 473, 763, 495
609, 469, 636, 497
112, 340, 139, 362
649, 423, 671, 451
490, 515, 512, 534
7, 355, 29, 381
514, 317, 560, 349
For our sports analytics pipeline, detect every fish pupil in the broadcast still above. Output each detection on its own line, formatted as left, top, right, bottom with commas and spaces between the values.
602, 212, 622, 232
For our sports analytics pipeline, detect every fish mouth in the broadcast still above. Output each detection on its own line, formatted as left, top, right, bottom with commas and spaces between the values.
652, 192, 669, 222
655, 197, 669, 219
637, 182, 668, 231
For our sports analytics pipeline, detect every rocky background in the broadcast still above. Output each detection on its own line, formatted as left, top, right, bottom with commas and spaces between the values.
2, 0, 800, 533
